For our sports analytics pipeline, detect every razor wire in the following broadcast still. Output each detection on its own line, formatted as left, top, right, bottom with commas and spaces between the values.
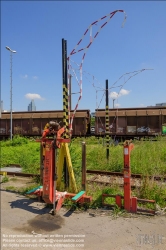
67, 9, 127, 133
83, 68, 153, 137
109, 69, 154, 139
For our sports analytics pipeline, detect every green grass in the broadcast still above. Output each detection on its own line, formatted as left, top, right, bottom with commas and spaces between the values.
5, 183, 40, 195
1, 135, 40, 173
1, 135, 166, 209
1, 176, 9, 183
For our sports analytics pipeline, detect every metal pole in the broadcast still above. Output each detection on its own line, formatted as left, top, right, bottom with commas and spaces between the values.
69, 74, 72, 111
40, 143, 44, 185
105, 80, 109, 161
62, 38, 66, 131
82, 142, 86, 191
53, 147, 57, 215
10, 51, 12, 140
64, 40, 69, 137
6, 46, 16, 140
62, 39, 69, 188
113, 99, 115, 109
123, 141, 134, 212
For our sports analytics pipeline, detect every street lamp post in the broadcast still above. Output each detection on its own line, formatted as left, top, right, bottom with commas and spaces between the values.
6, 46, 16, 140
113, 99, 115, 109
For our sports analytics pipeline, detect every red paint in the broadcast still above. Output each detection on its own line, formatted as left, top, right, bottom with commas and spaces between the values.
42, 140, 55, 204
123, 143, 134, 212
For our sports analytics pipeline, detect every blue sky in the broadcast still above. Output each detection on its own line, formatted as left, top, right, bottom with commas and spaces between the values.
1, 1, 166, 112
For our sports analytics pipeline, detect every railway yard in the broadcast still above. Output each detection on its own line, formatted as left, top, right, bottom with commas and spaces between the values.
1, 70, 166, 250
1, 3, 166, 250
1, 122, 166, 250
1, 106, 166, 140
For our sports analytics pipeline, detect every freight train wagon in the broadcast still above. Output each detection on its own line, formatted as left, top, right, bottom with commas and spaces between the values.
0, 110, 90, 139
95, 107, 166, 139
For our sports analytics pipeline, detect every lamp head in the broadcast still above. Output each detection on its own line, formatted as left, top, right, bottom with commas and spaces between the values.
6, 46, 10, 51
5, 46, 16, 53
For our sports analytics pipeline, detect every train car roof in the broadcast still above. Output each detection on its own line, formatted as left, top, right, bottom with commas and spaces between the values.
1, 109, 90, 119
1, 109, 90, 114
95, 106, 166, 111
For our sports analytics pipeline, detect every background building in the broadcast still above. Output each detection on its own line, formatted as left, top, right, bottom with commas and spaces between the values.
1, 100, 4, 111
91, 112, 95, 118
0, 100, 3, 117
156, 103, 166, 107
28, 99, 36, 111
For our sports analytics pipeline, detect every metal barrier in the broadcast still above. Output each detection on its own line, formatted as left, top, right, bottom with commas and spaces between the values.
102, 140, 156, 214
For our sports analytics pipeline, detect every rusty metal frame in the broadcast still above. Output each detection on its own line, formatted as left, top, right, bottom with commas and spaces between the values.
102, 141, 156, 214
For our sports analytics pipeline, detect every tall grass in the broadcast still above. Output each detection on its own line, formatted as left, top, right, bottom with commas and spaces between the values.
1, 136, 166, 175
1, 136, 40, 173
131, 140, 166, 175
1, 135, 166, 208
70, 137, 166, 176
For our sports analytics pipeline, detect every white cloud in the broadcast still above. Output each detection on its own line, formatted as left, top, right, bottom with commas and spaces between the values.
114, 103, 120, 108
109, 88, 130, 99
109, 91, 119, 99
33, 76, 38, 80
25, 93, 45, 100
21, 74, 28, 79
140, 104, 145, 107
119, 89, 130, 96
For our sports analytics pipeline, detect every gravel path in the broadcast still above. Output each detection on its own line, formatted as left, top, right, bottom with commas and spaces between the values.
1, 177, 166, 250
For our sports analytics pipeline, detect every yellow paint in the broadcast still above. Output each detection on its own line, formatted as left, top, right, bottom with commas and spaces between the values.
0, 171, 7, 176
44, 123, 49, 130
56, 143, 65, 188
43, 147, 46, 156
45, 144, 51, 151
57, 143, 77, 193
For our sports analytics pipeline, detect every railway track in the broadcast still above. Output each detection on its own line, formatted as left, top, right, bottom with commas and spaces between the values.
1, 169, 166, 183
86, 169, 166, 181
86, 170, 166, 188
0, 171, 39, 178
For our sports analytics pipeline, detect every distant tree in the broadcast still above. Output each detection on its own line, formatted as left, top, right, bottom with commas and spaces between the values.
91, 117, 95, 126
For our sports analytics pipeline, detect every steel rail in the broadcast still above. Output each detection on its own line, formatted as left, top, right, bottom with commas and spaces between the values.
86, 169, 166, 181
1, 170, 165, 182
87, 179, 138, 189
1, 172, 39, 178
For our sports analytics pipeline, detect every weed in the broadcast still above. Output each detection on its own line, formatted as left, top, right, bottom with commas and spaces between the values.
6, 186, 15, 191
18, 184, 40, 195
10, 177, 18, 181
32, 175, 41, 184
112, 205, 126, 218
1, 176, 9, 183
134, 177, 166, 207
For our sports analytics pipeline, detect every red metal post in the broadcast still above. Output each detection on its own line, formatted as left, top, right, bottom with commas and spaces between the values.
82, 142, 86, 191
131, 197, 137, 213
116, 195, 122, 208
123, 141, 134, 212
42, 140, 55, 204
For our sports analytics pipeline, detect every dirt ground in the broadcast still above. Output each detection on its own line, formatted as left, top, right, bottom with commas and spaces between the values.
0, 176, 166, 250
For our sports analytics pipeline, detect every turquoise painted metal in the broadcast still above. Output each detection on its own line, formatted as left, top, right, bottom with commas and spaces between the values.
72, 191, 85, 202
26, 185, 43, 194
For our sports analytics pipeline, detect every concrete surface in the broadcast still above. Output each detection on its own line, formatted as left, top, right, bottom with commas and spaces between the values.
1, 178, 166, 250
0, 166, 22, 173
